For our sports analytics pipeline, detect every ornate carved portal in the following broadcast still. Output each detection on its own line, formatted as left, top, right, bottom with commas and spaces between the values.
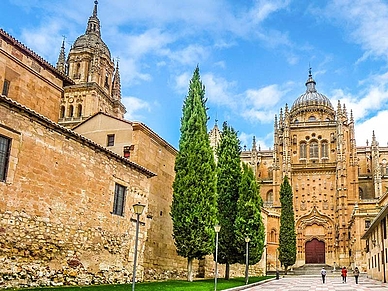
305, 238, 325, 264
297, 206, 334, 264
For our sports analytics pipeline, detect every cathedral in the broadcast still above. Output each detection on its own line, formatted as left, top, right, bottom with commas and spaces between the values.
1, 0, 388, 288
239, 69, 388, 277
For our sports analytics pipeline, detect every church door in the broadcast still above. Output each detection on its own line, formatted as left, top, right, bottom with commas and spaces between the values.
305, 239, 325, 264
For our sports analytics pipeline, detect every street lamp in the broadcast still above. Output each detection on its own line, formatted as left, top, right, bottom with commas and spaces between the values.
245, 236, 250, 285
132, 202, 145, 291
214, 224, 221, 291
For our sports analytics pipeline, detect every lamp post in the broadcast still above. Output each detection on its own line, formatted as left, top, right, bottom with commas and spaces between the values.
276, 248, 279, 280
214, 224, 221, 291
245, 237, 250, 285
132, 202, 145, 291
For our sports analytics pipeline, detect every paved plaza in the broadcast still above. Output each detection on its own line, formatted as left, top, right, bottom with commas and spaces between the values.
244, 275, 388, 291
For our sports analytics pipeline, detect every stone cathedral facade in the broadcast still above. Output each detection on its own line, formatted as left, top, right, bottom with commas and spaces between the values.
237, 71, 388, 272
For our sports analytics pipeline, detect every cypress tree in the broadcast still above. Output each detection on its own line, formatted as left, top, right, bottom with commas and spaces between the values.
216, 121, 242, 279
279, 175, 296, 274
234, 163, 265, 265
170, 66, 217, 282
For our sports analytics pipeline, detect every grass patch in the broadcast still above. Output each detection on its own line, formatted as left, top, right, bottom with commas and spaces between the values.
25, 276, 273, 291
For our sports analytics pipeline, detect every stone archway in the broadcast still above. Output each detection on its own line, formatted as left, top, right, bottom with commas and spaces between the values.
305, 238, 325, 264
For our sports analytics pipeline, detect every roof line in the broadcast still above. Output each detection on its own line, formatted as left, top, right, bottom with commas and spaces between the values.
0, 28, 74, 85
0, 94, 156, 178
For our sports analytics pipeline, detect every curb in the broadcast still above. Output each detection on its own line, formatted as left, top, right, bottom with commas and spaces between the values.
222, 277, 278, 291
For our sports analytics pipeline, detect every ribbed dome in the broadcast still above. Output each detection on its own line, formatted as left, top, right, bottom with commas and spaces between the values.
72, 0, 111, 58
291, 70, 333, 113
73, 34, 111, 58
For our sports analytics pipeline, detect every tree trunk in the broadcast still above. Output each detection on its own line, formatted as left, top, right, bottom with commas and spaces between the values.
187, 257, 194, 282
284, 265, 288, 275
225, 262, 230, 280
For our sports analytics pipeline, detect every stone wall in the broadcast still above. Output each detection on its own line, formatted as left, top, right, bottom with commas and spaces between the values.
0, 30, 69, 122
0, 98, 153, 288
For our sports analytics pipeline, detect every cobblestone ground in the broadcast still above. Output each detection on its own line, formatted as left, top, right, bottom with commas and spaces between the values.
245, 276, 388, 291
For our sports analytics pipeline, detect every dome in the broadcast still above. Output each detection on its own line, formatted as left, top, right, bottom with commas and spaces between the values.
72, 34, 111, 58
71, 1, 111, 58
290, 70, 333, 114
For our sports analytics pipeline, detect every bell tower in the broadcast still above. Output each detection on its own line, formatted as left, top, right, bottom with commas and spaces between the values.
58, 0, 126, 128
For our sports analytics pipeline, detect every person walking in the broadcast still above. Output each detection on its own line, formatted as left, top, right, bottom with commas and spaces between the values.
341, 266, 348, 283
354, 267, 360, 284
321, 267, 327, 283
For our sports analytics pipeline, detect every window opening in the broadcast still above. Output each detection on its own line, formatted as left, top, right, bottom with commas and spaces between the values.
300, 142, 307, 159
112, 183, 126, 216
0, 135, 11, 182
107, 134, 115, 147
2, 80, 10, 96
310, 141, 318, 158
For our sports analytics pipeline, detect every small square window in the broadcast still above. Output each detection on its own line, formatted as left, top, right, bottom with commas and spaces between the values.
112, 183, 126, 216
2, 80, 10, 96
107, 134, 115, 147
0, 135, 11, 182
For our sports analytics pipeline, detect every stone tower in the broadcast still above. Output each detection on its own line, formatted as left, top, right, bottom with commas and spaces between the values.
58, 0, 126, 128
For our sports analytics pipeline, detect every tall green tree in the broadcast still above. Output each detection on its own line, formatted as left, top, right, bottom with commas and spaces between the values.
279, 175, 296, 274
216, 121, 242, 279
234, 163, 265, 265
170, 66, 218, 282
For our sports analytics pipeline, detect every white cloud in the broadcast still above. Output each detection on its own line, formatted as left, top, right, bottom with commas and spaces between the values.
330, 85, 388, 122
117, 58, 152, 86
20, 21, 64, 63
114, 29, 174, 59
324, 0, 388, 61
122, 96, 151, 121
239, 131, 272, 150
167, 45, 210, 66
173, 71, 192, 94
355, 110, 388, 146
202, 73, 236, 107
250, 0, 291, 24
241, 84, 290, 123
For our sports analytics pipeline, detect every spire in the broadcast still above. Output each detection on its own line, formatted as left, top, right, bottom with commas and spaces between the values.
56, 37, 66, 73
93, 0, 98, 17
343, 104, 347, 117
350, 110, 354, 123
112, 61, 122, 100
86, 0, 101, 37
337, 100, 342, 115
252, 136, 257, 152
305, 67, 317, 93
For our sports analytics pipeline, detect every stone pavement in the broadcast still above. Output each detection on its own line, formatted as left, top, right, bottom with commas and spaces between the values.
243, 275, 388, 291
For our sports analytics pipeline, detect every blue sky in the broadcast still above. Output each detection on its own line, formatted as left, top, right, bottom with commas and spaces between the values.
2, 0, 388, 150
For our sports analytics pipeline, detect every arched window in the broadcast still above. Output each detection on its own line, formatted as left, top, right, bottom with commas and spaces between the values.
268, 167, 273, 179
77, 104, 82, 117
321, 141, 329, 158
104, 73, 109, 88
68, 105, 74, 117
308, 116, 316, 121
60, 106, 65, 118
270, 229, 277, 242
266, 190, 273, 203
300, 142, 307, 159
359, 187, 364, 199
310, 141, 318, 159
75, 63, 81, 79
382, 159, 388, 175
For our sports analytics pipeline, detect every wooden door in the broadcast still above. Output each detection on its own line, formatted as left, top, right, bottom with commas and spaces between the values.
305, 238, 325, 264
